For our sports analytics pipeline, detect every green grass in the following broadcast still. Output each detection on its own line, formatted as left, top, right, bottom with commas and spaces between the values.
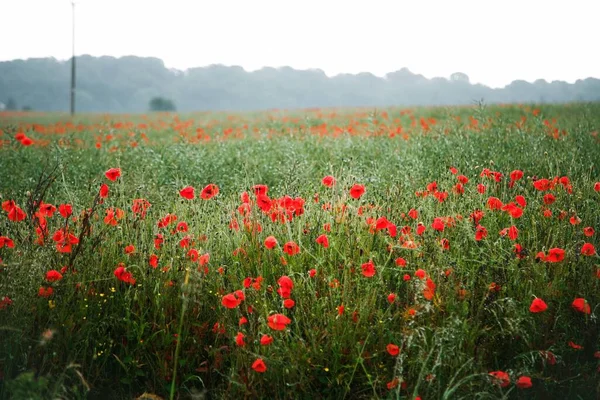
0, 103, 599, 399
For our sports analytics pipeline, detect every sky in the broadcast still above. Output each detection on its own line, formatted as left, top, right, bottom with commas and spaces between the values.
1, 0, 599, 88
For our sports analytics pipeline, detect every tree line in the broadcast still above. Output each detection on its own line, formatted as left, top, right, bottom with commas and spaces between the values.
1, 55, 599, 112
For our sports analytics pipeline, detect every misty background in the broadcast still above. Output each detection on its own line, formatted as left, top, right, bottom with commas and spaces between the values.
2, 55, 599, 112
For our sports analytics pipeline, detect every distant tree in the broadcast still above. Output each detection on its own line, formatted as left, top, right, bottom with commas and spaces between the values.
450, 72, 470, 84
6, 98, 17, 110
149, 97, 176, 112
22, 105, 33, 112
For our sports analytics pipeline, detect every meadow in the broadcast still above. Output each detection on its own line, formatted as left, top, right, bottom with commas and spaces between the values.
0, 103, 599, 399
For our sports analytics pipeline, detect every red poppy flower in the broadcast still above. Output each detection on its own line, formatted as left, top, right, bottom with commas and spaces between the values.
179, 235, 191, 248
1, 200, 15, 213
252, 184, 268, 196
594, 182, 600, 192
454, 183, 465, 195
509, 170, 524, 186
58, 204, 73, 218
349, 184, 365, 199
386, 343, 400, 356
507, 225, 519, 240
0, 236, 15, 249
431, 218, 445, 232
154, 233, 164, 250
222, 293, 241, 309
99, 183, 109, 198
267, 313, 292, 330
283, 241, 300, 256
37, 202, 56, 217
568, 341, 583, 350
516, 376, 532, 389
174, 222, 188, 233
6, 205, 26, 222
263, 236, 277, 249
38, 286, 54, 298
375, 216, 390, 230
45, 270, 63, 282
242, 277, 252, 288
322, 175, 335, 187
316, 234, 329, 248
283, 299, 295, 309
256, 195, 272, 212
235, 332, 245, 347
543, 193, 556, 205
470, 210, 484, 224
131, 199, 151, 219
200, 184, 219, 200
51, 228, 79, 253
408, 208, 418, 219
0, 296, 12, 310
571, 298, 591, 314
114, 264, 136, 285
386, 378, 399, 390
260, 335, 273, 346
515, 195, 527, 208
387, 293, 396, 304
187, 249, 200, 262
457, 175, 469, 184
477, 184, 486, 194
198, 253, 210, 266
179, 186, 195, 200
514, 243, 526, 259
583, 227, 594, 237
361, 260, 376, 277
529, 298, 548, 313
489, 371, 510, 387
533, 179, 551, 191
148, 254, 159, 268
546, 248, 565, 262
277, 275, 294, 298
252, 358, 267, 373
395, 257, 407, 267
487, 197, 503, 210
104, 168, 121, 181
20, 136, 33, 146
581, 243, 596, 256
309, 268, 317, 277
501, 226, 519, 240
415, 269, 426, 279
124, 244, 135, 254
423, 278, 436, 300
475, 225, 488, 241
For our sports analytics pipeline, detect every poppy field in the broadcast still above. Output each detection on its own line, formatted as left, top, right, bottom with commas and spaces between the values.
0, 103, 599, 399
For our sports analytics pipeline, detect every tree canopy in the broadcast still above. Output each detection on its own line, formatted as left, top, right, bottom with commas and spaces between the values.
149, 97, 176, 112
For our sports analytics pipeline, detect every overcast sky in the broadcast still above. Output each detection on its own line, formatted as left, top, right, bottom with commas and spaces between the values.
1, 0, 598, 88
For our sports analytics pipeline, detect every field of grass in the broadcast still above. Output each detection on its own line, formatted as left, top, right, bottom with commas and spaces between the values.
0, 103, 599, 399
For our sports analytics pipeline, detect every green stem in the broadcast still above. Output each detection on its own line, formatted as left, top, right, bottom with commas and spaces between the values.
169, 268, 190, 400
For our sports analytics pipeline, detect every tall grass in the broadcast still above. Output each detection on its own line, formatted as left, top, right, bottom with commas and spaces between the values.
0, 103, 599, 399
